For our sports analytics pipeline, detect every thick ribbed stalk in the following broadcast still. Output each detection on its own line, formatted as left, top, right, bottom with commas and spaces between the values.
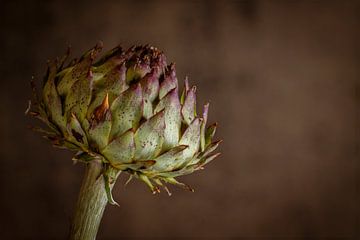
70, 160, 119, 240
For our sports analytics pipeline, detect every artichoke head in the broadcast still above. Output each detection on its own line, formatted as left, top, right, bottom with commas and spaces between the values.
29, 42, 221, 196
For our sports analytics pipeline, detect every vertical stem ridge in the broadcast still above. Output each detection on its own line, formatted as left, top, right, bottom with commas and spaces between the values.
69, 161, 118, 240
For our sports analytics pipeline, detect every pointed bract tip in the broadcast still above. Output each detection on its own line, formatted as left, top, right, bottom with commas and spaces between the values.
152, 186, 161, 194
204, 103, 210, 112
124, 175, 134, 187
89, 42, 104, 60
211, 152, 221, 158
168, 87, 179, 98
24, 100, 31, 115
202, 103, 209, 121
96, 41, 104, 49
92, 93, 110, 124
143, 160, 156, 167
184, 76, 190, 91
103, 93, 109, 110
131, 82, 142, 95
178, 145, 189, 150
186, 184, 195, 192
28, 111, 39, 117
87, 69, 93, 78
164, 186, 172, 196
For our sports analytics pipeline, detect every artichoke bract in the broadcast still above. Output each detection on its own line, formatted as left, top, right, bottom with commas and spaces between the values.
30, 42, 221, 198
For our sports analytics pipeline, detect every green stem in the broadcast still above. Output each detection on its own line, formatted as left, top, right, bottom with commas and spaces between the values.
69, 160, 119, 240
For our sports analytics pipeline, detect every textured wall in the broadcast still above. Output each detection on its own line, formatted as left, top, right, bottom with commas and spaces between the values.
0, 0, 359, 239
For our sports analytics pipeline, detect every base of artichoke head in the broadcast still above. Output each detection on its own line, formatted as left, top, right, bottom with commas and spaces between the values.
69, 160, 120, 240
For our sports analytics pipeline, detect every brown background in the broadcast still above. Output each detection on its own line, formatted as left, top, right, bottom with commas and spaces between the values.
0, 0, 359, 239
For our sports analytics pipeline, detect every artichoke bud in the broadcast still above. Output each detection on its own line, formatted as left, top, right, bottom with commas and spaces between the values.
29, 42, 221, 197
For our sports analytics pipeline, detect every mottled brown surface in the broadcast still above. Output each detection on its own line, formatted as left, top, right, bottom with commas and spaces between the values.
0, 0, 359, 239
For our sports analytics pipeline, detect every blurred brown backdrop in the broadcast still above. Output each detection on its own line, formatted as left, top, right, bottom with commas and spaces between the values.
0, 0, 359, 239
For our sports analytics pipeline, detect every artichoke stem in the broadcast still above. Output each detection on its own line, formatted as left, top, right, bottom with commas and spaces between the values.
70, 160, 119, 240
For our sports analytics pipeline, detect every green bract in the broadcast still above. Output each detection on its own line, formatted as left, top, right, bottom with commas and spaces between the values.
29, 42, 221, 199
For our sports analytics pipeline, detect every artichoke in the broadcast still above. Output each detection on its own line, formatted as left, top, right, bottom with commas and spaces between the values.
29, 42, 221, 198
